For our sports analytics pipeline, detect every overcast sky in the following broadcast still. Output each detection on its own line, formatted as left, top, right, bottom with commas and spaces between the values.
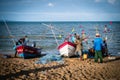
0, 0, 120, 21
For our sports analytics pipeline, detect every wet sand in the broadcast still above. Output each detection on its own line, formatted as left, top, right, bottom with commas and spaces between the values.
0, 54, 120, 80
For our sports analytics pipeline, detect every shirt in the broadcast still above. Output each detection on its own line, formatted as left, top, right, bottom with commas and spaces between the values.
94, 37, 103, 51
71, 36, 76, 43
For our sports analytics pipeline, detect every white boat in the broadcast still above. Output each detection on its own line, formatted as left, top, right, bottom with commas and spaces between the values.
42, 23, 76, 57
58, 41, 76, 57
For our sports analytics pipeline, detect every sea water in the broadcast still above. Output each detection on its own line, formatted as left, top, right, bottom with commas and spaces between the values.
0, 21, 120, 56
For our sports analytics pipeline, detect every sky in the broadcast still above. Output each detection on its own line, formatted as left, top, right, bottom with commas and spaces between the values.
0, 0, 120, 21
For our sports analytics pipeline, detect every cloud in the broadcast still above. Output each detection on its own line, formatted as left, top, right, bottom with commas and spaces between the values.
48, 2, 54, 7
94, 0, 116, 4
95, 0, 101, 3
107, 0, 116, 4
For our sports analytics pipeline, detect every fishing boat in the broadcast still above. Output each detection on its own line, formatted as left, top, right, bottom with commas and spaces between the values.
58, 41, 76, 57
43, 23, 75, 57
16, 45, 42, 59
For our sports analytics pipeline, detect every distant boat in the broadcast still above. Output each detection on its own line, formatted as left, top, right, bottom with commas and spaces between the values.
58, 41, 76, 57
16, 45, 42, 59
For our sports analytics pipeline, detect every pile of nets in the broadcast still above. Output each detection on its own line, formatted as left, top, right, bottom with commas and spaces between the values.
35, 54, 64, 64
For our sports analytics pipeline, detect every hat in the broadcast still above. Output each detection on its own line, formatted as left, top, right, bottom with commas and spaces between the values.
96, 33, 100, 37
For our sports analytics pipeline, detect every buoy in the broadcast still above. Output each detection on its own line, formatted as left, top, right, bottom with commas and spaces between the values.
83, 54, 88, 60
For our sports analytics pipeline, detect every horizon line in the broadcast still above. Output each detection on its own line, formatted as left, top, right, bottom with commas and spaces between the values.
0, 20, 120, 22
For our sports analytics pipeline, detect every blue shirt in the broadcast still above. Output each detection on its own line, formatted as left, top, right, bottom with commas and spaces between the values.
94, 37, 103, 51
71, 36, 76, 43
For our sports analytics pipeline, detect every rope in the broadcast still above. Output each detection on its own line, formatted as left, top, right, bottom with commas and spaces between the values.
3, 18, 16, 45
51, 26, 59, 46
42, 23, 59, 46
42, 23, 68, 35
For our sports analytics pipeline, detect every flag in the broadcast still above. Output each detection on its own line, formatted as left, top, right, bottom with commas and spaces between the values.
72, 27, 75, 32
110, 21, 112, 25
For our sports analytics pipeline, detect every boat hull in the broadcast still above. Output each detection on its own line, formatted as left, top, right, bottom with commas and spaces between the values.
16, 45, 42, 59
58, 42, 76, 57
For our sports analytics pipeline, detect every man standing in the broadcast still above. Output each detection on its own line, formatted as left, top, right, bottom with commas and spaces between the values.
18, 35, 29, 45
94, 33, 103, 63
14, 35, 29, 57
74, 35, 83, 60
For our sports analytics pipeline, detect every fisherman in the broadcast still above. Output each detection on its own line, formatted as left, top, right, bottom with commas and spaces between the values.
71, 33, 77, 43
93, 33, 103, 63
14, 42, 19, 57
81, 30, 89, 44
14, 36, 29, 57
82, 38, 90, 58
102, 38, 108, 57
104, 25, 110, 33
104, 25, 107, 33
81, 30, 86, 39
74, 35, 83, 60
88, 41, 95, 58
18, 35, 29, 45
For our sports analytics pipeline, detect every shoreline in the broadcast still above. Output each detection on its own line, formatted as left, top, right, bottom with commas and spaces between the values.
0, 54, 120, 80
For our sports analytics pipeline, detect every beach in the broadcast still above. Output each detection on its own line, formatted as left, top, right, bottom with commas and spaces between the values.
0, 54, 120, 80
0, 0, 120, 79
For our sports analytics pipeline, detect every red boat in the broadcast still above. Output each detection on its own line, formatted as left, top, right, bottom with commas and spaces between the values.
16, 45, 42, 59
58, 41, 76, 57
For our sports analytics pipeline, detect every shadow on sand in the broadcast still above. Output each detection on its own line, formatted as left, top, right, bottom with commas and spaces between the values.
0, 64, 68, 80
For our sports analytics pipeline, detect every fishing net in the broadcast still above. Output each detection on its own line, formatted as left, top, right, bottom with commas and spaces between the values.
35, 54, 64, 64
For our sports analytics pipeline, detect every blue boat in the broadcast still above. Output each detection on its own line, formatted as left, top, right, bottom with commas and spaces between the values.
16, 45, 42, 59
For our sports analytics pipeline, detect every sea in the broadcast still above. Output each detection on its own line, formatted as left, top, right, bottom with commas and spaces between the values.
0, 21, 120, 56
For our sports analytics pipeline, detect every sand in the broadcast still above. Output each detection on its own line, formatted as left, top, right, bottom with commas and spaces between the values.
0, 54, 120, 80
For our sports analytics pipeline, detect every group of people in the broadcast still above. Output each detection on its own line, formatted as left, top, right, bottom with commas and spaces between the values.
71, 32, 89, 60
14, 27, 108, 63
67, 31, 108, 63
